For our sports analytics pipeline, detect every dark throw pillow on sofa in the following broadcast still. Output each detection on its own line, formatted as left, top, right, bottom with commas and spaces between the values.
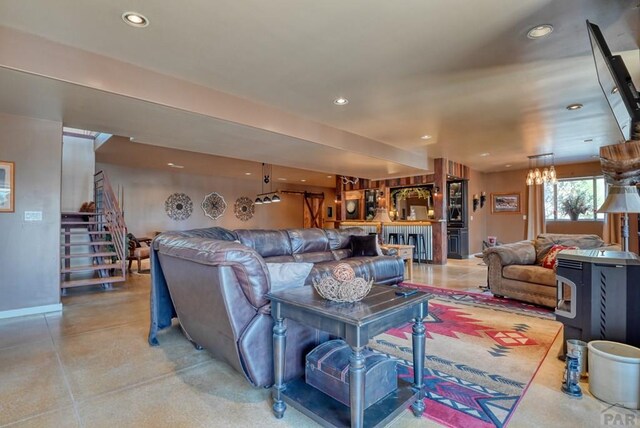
351, 235, 378, 257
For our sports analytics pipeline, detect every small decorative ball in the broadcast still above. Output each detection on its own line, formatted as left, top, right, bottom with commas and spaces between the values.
332, 263, 355, 282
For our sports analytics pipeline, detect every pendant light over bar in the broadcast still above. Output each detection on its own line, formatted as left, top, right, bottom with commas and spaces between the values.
255, 163, 280, 205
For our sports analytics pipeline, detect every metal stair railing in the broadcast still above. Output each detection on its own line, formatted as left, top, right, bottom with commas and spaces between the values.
94, 171, 126, 278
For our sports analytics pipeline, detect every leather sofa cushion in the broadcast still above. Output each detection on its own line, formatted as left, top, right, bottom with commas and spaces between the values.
236, 229, 292, 258
332, 249, 352, 261
293, 252, 335, 263
534, 233, 604, 264
502, 264, 556, 287
352, 256, 404, 284
287, 229, 329, 254
324, 228, 366, 250
263, 255, 296, 263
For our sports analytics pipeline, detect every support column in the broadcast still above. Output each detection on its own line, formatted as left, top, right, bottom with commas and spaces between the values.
432, 158, 448, 264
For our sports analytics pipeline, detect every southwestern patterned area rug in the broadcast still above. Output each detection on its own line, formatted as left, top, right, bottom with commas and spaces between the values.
370, 285, 561, 428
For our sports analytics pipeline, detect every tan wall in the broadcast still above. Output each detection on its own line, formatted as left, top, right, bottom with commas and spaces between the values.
467, 168, 487, 254
0, 113, 62, 312
62, 135, 95, 211
96, 163, 334, 237
546, 221, 603, 236
484, 161, 604, 244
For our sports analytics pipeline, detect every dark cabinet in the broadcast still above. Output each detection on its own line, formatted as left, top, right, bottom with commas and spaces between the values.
446, 180, 469, 259
446, 180, 467, 227
447, 227, 469, 259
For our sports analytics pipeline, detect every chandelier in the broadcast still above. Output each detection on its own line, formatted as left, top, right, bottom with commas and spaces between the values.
526, 153, 557, 186
255, 163, 280, 205
341, 176, 359, 185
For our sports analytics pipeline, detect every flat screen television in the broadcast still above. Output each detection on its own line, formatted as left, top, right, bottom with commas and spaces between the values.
587, 20, 640, 141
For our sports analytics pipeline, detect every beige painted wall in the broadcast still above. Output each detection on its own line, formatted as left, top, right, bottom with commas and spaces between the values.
467, 168, 487, 254
0, 113, 62, 312
485, 161, 605, 244
61, 135, 95, 211
96, 163, 335, 237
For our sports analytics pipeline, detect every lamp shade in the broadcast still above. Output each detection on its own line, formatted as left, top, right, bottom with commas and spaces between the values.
597, 186, 640, 213
372, 208, 393, 223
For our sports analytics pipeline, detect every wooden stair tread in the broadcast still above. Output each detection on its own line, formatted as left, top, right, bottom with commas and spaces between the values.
61, 211, 103, 216
61, 231, 111, 235
61, 252, 117, 258
62, 241, 112, 246
61, 264, 118, 273
61, 276, 125, 288
61, 221, 100, 225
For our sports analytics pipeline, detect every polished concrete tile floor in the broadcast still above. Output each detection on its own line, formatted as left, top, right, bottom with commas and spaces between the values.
0, 259, 636, 427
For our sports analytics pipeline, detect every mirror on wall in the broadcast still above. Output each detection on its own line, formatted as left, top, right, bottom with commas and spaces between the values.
390, 186, 434, 220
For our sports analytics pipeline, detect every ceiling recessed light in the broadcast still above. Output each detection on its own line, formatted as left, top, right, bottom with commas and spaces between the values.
167, 163, 184, 169
527, 24, 553, 39
300, 179, 307, 182
244, 172, 252, 175
566, 103, 583, 110
277, 177, 287, 181
505, 164, 512, 168
479, 152, 490, 157
122, 12, 149, 28
333, 97, 349, 106
420, 135, 432, 140
327, 175, 333, 178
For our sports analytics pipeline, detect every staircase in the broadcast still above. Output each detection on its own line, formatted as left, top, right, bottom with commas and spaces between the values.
60, 171, 127, 294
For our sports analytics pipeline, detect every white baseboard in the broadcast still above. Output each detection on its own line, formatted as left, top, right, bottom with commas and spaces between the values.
0, 303, 63, 320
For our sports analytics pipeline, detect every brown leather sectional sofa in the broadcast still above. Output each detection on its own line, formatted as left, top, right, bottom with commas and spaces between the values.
148, 227, 405, 388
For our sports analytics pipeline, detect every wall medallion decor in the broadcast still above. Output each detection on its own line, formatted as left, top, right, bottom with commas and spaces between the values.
234, 196, 255, 221
202, 192, 227, 220
165, 193, 193, 220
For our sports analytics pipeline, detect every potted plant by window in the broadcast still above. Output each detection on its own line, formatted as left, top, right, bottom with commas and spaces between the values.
561, 192, 589, 221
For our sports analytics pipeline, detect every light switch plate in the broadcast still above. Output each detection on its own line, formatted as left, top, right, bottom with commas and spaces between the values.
24, 211, 43, 221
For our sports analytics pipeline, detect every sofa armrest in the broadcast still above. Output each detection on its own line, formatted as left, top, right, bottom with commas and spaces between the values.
482, 240, 536, 266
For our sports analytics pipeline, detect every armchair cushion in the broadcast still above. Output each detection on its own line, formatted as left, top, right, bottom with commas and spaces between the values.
540, 244, 578, 269
534, 234, 604, 264
483, 240, 536, 266
503, 265, 556, 287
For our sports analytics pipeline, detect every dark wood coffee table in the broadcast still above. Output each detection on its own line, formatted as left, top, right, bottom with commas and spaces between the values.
267, 284, 429, 428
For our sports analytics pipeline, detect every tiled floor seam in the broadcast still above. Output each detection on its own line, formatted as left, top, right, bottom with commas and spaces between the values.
45, 315, 148, 341
44, 315, 84, 428
71, 359, 215, 408
0, 405, 78, 428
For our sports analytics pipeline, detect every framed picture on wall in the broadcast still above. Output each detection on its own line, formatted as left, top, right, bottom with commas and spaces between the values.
491, 192, 521, 214
0, 161, 14, 213
345, 199, 359, 219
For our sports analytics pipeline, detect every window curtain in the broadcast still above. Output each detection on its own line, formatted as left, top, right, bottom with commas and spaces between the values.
602, 213, 621, 245
526, 184, 546, 240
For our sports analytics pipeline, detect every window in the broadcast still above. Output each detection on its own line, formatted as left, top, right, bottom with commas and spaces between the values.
544, 176, 605, 221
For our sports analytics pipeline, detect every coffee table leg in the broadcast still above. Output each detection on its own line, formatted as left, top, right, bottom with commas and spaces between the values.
349, 346, 366, 428
272, 315, 287, 419
411, 315, 426, 417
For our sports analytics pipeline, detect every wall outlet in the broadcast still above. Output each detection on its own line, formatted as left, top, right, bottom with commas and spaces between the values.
24, 211, 43, 221
523, 214, 527, 221
470, 215, 473, 221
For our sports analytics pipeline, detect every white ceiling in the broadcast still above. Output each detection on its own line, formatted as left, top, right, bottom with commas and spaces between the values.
0, 0, 638, 177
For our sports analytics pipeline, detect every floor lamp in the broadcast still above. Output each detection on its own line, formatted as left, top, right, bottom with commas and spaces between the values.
597, 185, 640, 251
